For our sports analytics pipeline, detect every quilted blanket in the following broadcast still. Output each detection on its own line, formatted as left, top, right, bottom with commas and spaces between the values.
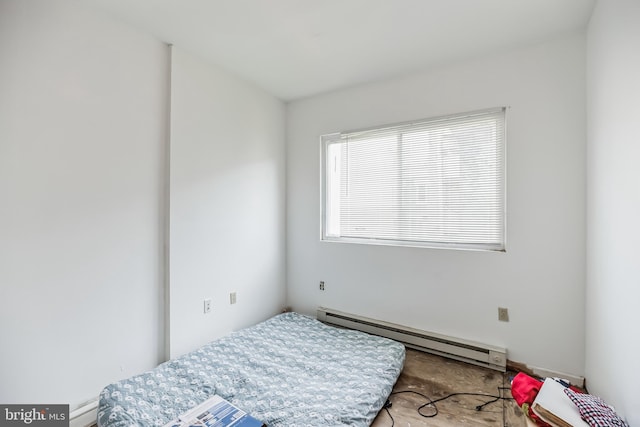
98, 312, 405, 427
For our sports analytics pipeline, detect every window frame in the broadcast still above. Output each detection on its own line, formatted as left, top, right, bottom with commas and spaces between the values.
320, 107, 507, 252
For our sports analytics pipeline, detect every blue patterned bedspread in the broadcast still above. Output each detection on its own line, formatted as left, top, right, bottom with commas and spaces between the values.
98, 312, 405, 427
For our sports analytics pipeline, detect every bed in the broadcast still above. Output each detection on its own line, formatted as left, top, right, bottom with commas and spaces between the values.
98, 312, 405, 427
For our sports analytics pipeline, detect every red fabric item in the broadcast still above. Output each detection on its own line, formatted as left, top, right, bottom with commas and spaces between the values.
511, 372, 543, 406
510, 372, 551, 427
569, 384, 585, 393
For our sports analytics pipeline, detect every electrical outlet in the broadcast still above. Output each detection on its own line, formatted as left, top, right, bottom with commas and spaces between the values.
230, 292, 237, 305
319, 281, 325, 291
498, 307, 509, 322
204, 298, 212, 314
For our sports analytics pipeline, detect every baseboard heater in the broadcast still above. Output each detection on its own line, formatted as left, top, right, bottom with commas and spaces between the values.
317, 307, 507, 372
69, 399, 98, 427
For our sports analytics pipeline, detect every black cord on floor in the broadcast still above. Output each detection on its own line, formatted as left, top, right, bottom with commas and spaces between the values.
383, 387, 514, 426
382, 399, 394, 427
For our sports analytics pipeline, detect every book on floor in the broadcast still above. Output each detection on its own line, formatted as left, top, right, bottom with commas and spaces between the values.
531, 378, 588, 427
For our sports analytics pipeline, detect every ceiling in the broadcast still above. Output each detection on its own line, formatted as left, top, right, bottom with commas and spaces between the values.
86, 0, 596, 101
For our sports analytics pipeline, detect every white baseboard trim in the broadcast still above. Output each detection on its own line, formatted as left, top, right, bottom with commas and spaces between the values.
508, 359, 585, 389
529, 365, 585, 389
69, 399, 98, 427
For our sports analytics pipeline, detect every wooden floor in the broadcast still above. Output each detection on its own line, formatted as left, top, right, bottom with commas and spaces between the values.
371, 349, 527, 427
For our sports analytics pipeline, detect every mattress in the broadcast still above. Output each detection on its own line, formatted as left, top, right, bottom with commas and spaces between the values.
98, 312, 405, 427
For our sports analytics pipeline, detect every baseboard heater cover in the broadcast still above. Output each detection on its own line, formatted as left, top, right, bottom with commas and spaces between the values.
69, 399, 98, 427
317, 307, 507, 372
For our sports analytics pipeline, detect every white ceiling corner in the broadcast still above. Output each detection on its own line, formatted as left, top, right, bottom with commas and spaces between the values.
84, 0, 596, 101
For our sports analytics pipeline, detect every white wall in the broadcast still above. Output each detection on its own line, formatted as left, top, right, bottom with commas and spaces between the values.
169, 47, 286, 358
287, 34, 586, 377
0, 0, 168, 407
586, 0, 640, 423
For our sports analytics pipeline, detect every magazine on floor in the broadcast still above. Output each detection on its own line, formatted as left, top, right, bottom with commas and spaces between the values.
163, 395, 265, 427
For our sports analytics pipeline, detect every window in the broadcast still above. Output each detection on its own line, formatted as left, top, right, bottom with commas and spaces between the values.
321, 108, 506, 251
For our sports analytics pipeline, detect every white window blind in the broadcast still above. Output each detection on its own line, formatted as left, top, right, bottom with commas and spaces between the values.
321, 108, 506, 251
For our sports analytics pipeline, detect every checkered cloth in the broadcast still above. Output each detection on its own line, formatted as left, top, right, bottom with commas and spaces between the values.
564, 388, 629, 427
